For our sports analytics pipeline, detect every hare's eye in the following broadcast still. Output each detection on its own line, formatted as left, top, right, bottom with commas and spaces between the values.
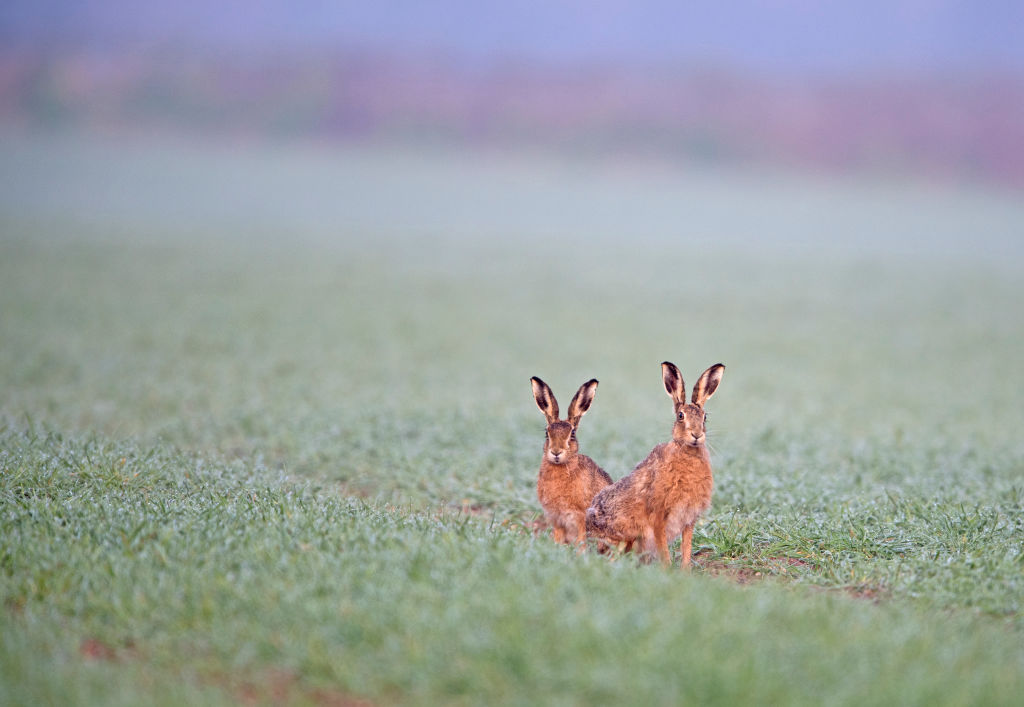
570, 429, 577, 441
677, 411, 684, 421
704, 412, 708, 422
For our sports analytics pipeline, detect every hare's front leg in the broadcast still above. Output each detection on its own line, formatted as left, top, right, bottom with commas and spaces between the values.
639, 526, 657, 563
652, 520, 670, 566
571, 513, 588, 547
679, 524, 694, 569
552, 524, 567, 544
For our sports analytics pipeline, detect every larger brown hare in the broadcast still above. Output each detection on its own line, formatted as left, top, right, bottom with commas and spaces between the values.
586, 362, 725, 568
531, 377, 614, 545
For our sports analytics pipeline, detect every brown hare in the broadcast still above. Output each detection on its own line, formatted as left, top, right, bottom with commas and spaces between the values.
586, 362, 725, 567
531, 377, 614, 545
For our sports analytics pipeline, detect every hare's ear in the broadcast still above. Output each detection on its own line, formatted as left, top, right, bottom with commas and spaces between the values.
662, 362, 686, 405
567, 379, 598, 427
692, 363, 725, 406
531, 376, 559, 423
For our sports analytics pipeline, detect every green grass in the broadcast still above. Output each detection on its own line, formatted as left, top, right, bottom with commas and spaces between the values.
3, 430, 1023, 706
2, 132, 1024, 704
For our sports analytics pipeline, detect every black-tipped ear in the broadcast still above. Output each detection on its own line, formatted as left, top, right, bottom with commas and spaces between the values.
530, 376, 559, 423
567, 379, 598, 427
692, 363, 725, 406
662, 362, 686, 405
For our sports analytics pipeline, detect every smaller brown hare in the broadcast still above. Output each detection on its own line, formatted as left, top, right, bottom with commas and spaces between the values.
586, 362, 725, 568
531, 377, 614, 545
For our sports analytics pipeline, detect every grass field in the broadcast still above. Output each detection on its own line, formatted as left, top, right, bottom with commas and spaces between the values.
2, 133, 1024, 705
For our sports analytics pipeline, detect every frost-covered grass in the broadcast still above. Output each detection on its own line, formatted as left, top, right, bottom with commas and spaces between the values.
3, 430, 1024, 706
2, 134, 1023, 704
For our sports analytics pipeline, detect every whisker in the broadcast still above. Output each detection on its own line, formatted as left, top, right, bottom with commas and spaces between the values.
705, 425, 725, 457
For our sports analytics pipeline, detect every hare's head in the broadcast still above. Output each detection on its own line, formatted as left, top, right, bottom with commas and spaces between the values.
662, 362, 724, 447
530, 377, 598, 465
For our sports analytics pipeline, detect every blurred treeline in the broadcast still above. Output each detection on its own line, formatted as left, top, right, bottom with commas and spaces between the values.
2, 44, 1023, 185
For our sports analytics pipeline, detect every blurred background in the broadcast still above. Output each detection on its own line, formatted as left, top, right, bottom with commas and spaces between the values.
2, 1, 1023, 467
2, 0, 1023, 186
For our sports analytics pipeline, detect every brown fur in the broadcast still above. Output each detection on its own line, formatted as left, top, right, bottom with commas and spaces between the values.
586, 362, 725, 567
531, 377, 614, 544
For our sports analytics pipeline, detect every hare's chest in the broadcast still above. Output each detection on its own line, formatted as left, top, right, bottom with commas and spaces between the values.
537, 465, 587, 509
661, 468, 713, 538
665, 505, 703, 539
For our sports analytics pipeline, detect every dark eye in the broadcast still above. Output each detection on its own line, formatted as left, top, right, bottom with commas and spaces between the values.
677, 411, 684, 421
704, 412, 708, 422
570, 429, 577, 441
